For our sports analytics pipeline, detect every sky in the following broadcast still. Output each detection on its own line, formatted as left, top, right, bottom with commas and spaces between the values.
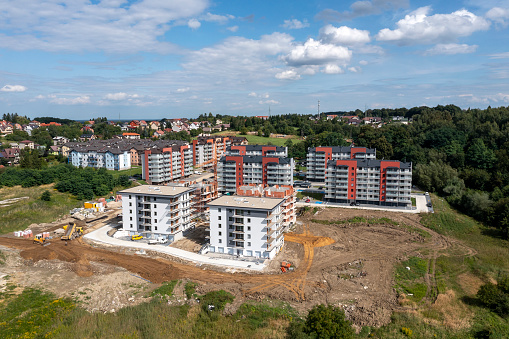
1, 0, 509, 120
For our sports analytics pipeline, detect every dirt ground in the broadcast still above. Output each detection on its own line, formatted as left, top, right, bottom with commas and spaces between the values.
170, 224, 208, 253
0, 206, 475, 327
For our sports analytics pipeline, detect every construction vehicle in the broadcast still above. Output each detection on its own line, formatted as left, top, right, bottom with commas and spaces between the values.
131, 234, 143, 241
33, 234, 50, 246
61, 222, 84, 241
281, 261, 292, 273
148, 236, 167, 245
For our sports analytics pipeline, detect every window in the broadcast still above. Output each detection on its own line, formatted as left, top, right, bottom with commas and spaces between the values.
228, 217, 233, 221
129, 195, 131, 199
247, 218, 251, 223
154, 204, 156, 208
218, 239, 222, 243
154, 198, 156, 201
129, 202, 132, 206
247, 242, 251, 246
218, 216, 222, 220
130, 210, 132, 214
218, 208, 222, 212
229, 225, 233, 229
351, 184, 354, 187
351, 194, 354, 198
130, 217, 132, 221
154, 212, 157, 216
351, 178, 354, 181
218, 231, 222, 236
248, 234, 251, 239
130, 224, 133, 228
248, 226, 251, 231
155, 226, 158, 230
351, 189, 354, 192
218, 224, 222, 228
247, 211, 251, 215
229, 233, 233, 237
228, 209, 233, 213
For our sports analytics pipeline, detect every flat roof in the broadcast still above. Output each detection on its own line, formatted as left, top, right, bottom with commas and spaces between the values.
207, 195, 283, 210
119, 185, 195, 197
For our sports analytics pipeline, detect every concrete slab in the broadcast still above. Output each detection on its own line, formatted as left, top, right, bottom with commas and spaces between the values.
84, 225, 266, 271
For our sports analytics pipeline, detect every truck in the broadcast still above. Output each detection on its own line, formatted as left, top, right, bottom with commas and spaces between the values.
61, 222, 83, 241
148, 236, 168, 245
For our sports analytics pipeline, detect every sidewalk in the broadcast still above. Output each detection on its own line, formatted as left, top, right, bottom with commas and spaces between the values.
295, 194, 429, 214
84, 225, 266, 271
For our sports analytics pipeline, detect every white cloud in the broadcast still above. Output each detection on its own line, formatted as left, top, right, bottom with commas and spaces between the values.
486, 7, 509, 27
359, 60, 369, 65
282, 19, 310, 29
424, 43, 478, 55
322, 64, 344, 74
188, 19, 201, 30
202, 12, 234, 24
176, 87, 190, 93
316, 0, 409, 21
282, 38, 352, 67
50, 95, 91, 105
348, 66, 361, 73
319, 25, 371, 45
489, 52, 509, 59
275, 69, 301, 80
0, 0, 209, 53
259, 99, 279, 104
376, 7, 491, 45
104, 92, 128, 100
227, 25, 239, 32
248, 92, 257, 97
0, 84, 27, 92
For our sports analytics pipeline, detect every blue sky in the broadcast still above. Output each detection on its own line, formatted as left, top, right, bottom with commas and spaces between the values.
1, 0, 509, 120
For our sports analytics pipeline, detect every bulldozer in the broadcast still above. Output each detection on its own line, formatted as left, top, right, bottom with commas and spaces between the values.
61, 223, 84, 241
33, 234, 50, 246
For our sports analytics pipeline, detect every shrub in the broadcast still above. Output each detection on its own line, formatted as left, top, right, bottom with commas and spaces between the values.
199, 290, 234, 312
302, 304, 354, 339
40, 190, 51, 201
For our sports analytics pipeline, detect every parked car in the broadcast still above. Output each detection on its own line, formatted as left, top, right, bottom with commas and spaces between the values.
305, 198, 311, 203
131, 234, 143, 241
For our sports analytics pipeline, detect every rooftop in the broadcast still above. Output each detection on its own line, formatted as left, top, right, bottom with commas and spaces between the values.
119, 185, 195, 197
207, 195, 283, 210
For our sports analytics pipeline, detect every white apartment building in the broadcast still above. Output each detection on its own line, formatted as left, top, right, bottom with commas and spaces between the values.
325, 159, 412, 207
207, 195, 285, 259
119, 185, 196, 243
69, 148, 131, 170
306, 146, 376, 182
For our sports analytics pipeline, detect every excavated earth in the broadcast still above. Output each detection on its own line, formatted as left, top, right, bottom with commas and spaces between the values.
0, 207, 474, 327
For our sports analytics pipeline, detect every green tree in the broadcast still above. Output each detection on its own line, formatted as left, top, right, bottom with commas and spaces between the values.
303, 304, 354, 339
40, 190, 51, 201
467, 138, 496, 169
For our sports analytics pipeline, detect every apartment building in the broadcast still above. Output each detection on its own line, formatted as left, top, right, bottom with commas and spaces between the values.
237, 184, 296, 229
191, 136, 248, 170
217, 155, 294, 194
69, 147, 131, 170
306, 146, 376, 182
141, 144, 193, 185
119, 185, 196, 243
324, 159, 412, 207
226, 144, 287, 157
207, 195, 286, 258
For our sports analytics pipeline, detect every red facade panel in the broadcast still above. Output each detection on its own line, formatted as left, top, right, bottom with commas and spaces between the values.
379, 161, 401, 202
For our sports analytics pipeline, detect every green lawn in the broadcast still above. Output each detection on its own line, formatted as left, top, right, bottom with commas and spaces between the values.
209, 131, 302, 146
107, 166, 142, 178
0, 184, 82, 235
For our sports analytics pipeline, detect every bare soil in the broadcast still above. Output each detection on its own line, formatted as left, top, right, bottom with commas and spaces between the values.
0, 206, 475, 327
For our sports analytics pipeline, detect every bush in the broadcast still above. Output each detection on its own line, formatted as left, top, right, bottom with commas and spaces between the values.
40, 190, 51, 201
477, 275, 509, 317
295, 304, 354, 339
199, 290, 234, 312
184, 281, 198, 299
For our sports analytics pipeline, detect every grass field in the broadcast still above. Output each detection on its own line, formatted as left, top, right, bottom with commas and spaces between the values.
0, 184, 82, 235
210, 131, 302, 146
0, 287, 295, 339
107, 166, 142, 178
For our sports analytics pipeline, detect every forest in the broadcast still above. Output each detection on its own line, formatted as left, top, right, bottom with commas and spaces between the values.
205, 105, 509, 237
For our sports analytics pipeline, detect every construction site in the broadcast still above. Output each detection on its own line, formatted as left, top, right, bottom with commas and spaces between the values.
0, 201, 476, 328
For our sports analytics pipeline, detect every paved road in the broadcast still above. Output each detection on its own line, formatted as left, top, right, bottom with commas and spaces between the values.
84, 225, 266, 271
